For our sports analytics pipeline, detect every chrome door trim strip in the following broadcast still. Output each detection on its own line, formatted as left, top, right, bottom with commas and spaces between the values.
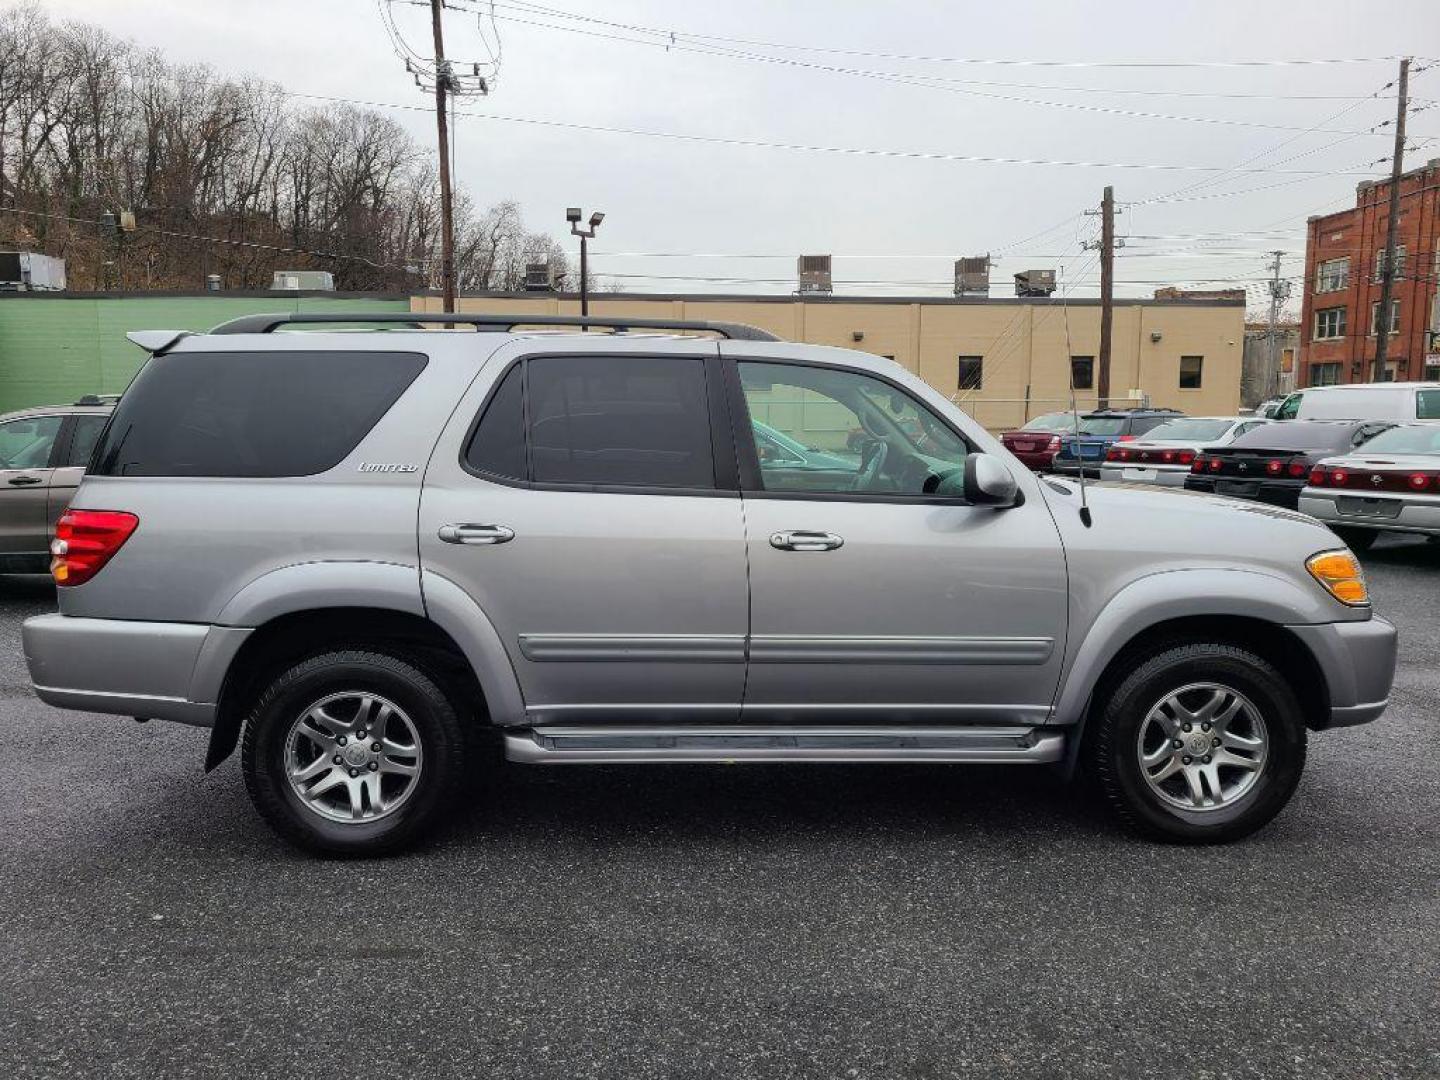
518, 634, 746, 663
747, 635, 1054, 665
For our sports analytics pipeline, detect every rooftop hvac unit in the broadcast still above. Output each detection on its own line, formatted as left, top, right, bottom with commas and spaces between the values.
797, 254, 833, 295
524, 262, 556, 292
954, 255, 990, 297
0, 252, 66, 291
271, 270, 335, 291
1014, 269, 1056, 297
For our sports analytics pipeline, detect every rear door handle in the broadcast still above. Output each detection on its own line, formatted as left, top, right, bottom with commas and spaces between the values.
438, 523, 515, 546
7, 475, 43, 486
769, 530, 844, 552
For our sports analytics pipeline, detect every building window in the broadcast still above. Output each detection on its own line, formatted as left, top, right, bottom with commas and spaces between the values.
1070, 355, 1094, 390
957, 355, 983, 391
1370, 299, 1400, 336
1373, 246, 1406, 282
1179, 355, 1203, 389
1314, 306, 1346, 340
1314, 257, 1349, 293
1371, 360, 1399, 383
1310, 362, 1342, 386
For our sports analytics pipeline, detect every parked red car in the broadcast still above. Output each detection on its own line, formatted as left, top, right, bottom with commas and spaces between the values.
1000, 411, 1080, 471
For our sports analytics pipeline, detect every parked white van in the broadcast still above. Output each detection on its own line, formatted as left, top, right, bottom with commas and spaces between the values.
1276, 382, 1440, 422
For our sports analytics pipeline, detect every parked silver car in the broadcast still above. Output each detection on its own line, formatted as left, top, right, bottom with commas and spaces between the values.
0, 398, 115, 573
1298, 422, 1440, 550
1098, 416, 1269, 487
22, 313, 1397, 854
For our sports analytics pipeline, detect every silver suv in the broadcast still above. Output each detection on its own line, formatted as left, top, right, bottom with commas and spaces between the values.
22, 313, 1398, 854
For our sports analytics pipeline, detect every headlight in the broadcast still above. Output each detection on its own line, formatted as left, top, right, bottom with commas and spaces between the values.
1306, 550, 1369, 606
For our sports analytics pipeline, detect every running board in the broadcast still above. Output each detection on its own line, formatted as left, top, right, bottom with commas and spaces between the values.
504, 725, 1064, 765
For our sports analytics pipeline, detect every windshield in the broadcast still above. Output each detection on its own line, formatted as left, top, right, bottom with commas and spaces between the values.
1077, 416, 1127, 435
1353, 425, 1440, 455
1022, 411, 1078, 431
1141, 418, 1232, 441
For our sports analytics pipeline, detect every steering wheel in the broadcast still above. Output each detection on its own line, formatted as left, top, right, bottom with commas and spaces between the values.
851, 437, 889, 491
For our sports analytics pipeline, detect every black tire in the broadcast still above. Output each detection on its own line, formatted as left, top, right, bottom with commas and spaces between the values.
1331, 526, 1377, 552
241, 650, 467, 856
1086, 643, 1307, 843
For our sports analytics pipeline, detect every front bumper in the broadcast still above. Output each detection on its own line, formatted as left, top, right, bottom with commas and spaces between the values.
1098, 465, 1190, 487
23, 614, 250, 727
1184, 475, 1304, 509
1287, 616, 1398, 729
1298, 490, 1440, 537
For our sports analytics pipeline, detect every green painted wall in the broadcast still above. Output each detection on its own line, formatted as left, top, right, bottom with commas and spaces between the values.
0, 294, 411, 412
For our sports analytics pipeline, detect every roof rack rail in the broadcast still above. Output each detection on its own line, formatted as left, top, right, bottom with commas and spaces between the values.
207, 312, 782, 342
73, 394, 122, 406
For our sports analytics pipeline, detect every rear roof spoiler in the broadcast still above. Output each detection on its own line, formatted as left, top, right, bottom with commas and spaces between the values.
126, 330, 191, 355
206, 311, 782, 341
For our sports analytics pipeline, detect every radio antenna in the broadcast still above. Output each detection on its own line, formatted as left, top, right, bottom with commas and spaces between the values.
1060, 263, 1093, 527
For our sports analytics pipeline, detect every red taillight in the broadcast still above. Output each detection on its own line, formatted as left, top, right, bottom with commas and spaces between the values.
1265, 460, 1284, 476
1209, 458, 1222, 472
1191, 457, 1207, 473
1177, 450, 1196, 466
50, 510, 138, 587
1287, 460, 1307, 478
1116, 434, 1136, 443
1046, 435, 1061, 450
1330, 469, 1349, 487
1309, 467, 1326, 486
1411, 473, 1433, 491
1107, 447, 1131, 462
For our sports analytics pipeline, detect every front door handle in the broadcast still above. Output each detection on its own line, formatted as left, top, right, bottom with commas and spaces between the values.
770, 530, 844, 552
7, 475, 43, 486
438, 523, 515, 546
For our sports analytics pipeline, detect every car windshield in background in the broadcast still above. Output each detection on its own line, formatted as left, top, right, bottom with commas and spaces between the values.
1077, 416, 1127, 435
1143, 418, 1232, 441
1229, 422, 1357, 452
1352, 424, 1440, 455
1022, 411, 1078, 431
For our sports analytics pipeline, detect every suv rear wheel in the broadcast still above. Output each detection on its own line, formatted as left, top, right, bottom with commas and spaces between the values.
241, 650, 467, 855
1088, 643, 1306, 843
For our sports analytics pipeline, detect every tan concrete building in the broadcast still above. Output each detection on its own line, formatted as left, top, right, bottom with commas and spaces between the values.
416, 292, 1247, 432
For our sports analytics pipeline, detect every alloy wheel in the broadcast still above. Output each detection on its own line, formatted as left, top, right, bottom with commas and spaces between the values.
283, 692, 423, 823
1135, 681, 1268, 812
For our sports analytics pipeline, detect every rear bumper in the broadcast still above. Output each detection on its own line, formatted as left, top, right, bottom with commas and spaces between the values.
23, 614, 250, 727
1287, 616, 1398, 729
1298, 490, 1440, 536
1184, 476, 1303, 509
1098, 465, 1190, 487
1005, 448, 1058, 471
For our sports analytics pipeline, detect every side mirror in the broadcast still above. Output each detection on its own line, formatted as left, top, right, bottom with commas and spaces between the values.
962, 453, 1020, 507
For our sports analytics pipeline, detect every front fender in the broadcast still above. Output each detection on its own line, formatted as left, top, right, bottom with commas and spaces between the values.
1051, 566, 1341, 728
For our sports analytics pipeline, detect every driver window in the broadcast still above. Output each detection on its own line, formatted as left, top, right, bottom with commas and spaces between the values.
738, 361, 969, 496
0, 415, 63, 470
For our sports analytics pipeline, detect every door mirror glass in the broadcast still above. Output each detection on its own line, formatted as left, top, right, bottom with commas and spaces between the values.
963, 453, 1019, 507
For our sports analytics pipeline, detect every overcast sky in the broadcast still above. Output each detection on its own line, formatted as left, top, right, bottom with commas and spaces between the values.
38, 0, 1440, 313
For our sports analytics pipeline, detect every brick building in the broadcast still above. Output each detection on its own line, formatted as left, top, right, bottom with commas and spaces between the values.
1298, 158, 1440, 387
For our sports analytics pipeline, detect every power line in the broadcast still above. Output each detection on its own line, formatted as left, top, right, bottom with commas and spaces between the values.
451, 1, 1398, 71
455, 2, 1404, 138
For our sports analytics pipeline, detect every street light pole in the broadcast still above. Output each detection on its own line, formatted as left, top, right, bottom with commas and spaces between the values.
567, 207, 604, 321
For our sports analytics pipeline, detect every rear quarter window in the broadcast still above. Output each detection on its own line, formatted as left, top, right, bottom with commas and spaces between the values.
92, 350, 427, 477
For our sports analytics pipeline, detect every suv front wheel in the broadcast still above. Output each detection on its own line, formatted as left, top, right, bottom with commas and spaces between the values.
241, 650, 467, 855
1088, 643, 1307, 843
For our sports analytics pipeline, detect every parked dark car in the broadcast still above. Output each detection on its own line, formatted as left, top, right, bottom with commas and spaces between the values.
1000, 411, 1080, 471
1184, 419, 1395, 510
1051, 408, 1184, 476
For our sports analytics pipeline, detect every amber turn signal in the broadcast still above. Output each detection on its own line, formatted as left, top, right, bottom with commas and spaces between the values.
1305, 550, 1369, 607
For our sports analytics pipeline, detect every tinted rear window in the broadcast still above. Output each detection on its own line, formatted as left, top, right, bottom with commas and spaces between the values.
1078, 416, 1126, 435
92, 350, 426, 477
1022, 412, 1077, 431
1228, 422, 1355, 452
1143, 418, 1232, 441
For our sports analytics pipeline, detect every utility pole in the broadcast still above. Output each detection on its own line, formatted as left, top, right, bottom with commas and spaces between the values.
1373, 56, 1409, 380
1265, 251, 1290, 400
1098, 185, 1115, 410
429, 0, 456, 316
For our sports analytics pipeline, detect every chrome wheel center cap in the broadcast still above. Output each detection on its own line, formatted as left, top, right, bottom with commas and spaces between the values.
342, 741, 371, 768
1187, 733, 1211, 756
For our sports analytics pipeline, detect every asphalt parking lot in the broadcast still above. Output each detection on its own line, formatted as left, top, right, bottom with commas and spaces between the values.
2, 536, 1438, 1080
